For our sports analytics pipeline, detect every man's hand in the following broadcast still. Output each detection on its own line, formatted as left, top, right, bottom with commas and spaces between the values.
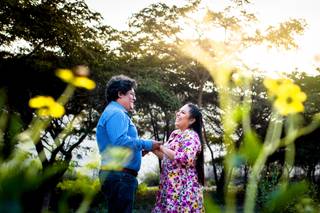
151, 140, 162, 150
152, 149, 164, 160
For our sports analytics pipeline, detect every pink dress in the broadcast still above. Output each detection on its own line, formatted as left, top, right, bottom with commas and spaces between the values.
152, 129, 204, 213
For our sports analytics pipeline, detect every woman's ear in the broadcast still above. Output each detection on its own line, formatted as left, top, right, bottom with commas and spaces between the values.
189, 118, 196, 126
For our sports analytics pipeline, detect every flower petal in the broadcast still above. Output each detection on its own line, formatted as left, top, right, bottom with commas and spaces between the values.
29, 96, 55, 108
49, 102, 65, 118
73, 77, 96, 90
56, 69, 74, 83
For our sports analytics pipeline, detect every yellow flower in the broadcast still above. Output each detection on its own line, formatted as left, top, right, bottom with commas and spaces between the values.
274, 83, 307, 116
37, 108, 50, 117
55, 68, 96, 90
263, 78, 292, 97
56, 69, 74, 83
193, 202, 199, 209
29, 96, 55, 108
29, 96, 65, 118
173, 194, 179, 200
73, 77, 96, 90
168, 172, 176, 178
48, 102, 65, 118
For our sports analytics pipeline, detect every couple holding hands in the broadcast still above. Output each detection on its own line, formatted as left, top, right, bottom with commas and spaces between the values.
96, 75, 205, 213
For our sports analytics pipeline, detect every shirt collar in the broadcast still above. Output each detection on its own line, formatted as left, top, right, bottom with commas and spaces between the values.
110, 101, 130, 116
177, 128, 191, 135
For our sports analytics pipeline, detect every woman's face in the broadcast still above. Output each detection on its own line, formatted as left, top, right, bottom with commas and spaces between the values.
175, 104, 195, 131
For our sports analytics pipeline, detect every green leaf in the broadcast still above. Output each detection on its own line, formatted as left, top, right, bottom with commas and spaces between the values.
232, 105, 243, 123
239, 130, 262, 165
100, 147, 132, 171
263, 181, 309, 213
8, 113, 24, 144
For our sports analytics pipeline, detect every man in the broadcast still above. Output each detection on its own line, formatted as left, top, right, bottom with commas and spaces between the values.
96, 75, 160, 213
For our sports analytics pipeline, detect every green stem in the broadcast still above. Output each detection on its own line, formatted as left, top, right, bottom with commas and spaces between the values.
219, 86, 237, 213
244, 112, 283, 213
76, 196, 93, 213
30, 118, 51, 143
281, 115, 296, 183
281, 143, 295, 184
244, 148, 268, 213
225, 156, 236, 213
57, 84, 76, 105
242, 77, 253, 133
281, 114, 320, 147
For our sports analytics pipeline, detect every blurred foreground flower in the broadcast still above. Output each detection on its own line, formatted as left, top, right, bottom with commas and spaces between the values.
274, 83, 307, 116
56, 66, 96, 90
263, 78, 293, 98
29, 96, 65, 118
264, 78, 306, 116
0, 65, 103, 213
100, 147, 132, 171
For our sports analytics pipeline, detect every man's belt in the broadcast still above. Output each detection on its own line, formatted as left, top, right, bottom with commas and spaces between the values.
100, 167, 138, 177
122, 168, 138, 177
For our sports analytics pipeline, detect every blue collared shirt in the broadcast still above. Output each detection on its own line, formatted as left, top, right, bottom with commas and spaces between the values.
96, 101, 153, 171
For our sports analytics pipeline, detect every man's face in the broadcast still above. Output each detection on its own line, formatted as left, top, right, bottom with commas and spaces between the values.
118, 88, 136, 112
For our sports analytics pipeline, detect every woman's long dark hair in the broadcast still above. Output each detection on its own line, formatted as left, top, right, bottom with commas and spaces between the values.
187, 103, 205, 186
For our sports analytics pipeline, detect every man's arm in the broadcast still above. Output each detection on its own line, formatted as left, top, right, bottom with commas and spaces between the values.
106, 111, 157, 151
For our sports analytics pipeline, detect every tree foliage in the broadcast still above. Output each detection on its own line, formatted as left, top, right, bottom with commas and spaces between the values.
1, 0, 319, 211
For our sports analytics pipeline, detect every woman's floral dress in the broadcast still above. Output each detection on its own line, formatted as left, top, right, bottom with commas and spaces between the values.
152, 129, 204, 213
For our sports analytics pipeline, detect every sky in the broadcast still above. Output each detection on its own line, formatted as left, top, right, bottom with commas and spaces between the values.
85, 0, 320, 76
85, 0, 184, 30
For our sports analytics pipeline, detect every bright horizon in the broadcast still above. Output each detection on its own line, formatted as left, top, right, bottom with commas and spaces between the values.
86, 0, 320, 76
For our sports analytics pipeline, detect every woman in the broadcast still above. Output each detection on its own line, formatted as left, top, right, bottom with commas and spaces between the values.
152, 103, 205, 213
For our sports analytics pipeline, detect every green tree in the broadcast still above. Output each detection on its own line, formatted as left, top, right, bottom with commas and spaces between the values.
0, 0, 117, 211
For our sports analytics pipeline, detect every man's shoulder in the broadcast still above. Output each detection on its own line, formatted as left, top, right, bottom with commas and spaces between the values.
98, 104, 125, 123
107, 103, 125, 114
104, 104, 127, 119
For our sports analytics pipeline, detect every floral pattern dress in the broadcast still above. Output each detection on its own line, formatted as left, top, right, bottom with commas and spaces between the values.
152, 129, 204, 213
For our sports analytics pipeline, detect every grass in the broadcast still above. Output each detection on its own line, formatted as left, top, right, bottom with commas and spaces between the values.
134, 186, 158, 212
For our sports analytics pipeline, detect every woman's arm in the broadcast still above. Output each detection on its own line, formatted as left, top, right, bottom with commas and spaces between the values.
152, 149, 164, 160
153, 130, 178, 160
160, 145, 176, 160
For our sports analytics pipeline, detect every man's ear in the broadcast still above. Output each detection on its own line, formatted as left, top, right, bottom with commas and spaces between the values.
118, 91, 124, 98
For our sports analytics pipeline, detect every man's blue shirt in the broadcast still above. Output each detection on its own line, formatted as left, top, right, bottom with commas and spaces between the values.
96, 101, 153, 172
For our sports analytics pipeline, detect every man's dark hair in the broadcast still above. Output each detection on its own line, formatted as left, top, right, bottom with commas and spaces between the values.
105, 75, 137, 103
